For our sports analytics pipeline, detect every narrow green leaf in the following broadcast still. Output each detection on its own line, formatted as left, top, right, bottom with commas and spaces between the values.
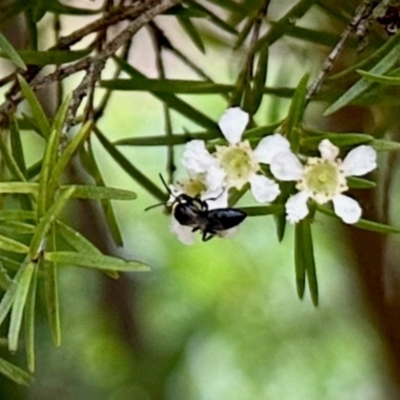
100, 78, 233, 94
354, 219, 400, 234
262, 86, 296, 98
373, 139, 400, 152
294, 223, 306, 299
0, 256, 20, 272
240, 205, 284, 216
31, 2, 46, 22
0, 357, 32, 385
7, 123, 32, 210
0, 32, 26, 70
316, 205, 400, 234
9, 116, 27, 178
0, 210, 35, 221
0, 221, 36, 235
0, 49, 91, 66
254, 0, 318, 52
248, 45, 268, 114
185, 0, 237, 35
294, 218, 318, 305
274, 182, 293, 242
56, 220, 119, 279
0, 259, 29, 328
347, 177, 376, 189
0, 235, 29, 254
47, 121, 92, 197
48, 1, 102, 14
17, 75, 50, 138
165, 4, 207, 17
357, 69, 400, 85
243, 121, 284, 139
94, 128, 167, 201
114, 58, 218, 130
24, 264, 38, 372
26, 161, 41, 183
301, 133, 374, 149
44, 251, 150, 272
37, 128, 59, 218
112, 120, 281, 147
0, 182, 38, 194
29, 186, 76, 259
316, 2, 351, 23
287, 73, 309, 152
28, 4, 42, 39
206, 0, 247, 15
284, 25, 339, 46
324, 43, 400, 116
55, 220, 100, 255
0, 263, 12, 291
40, 216, 61, 347
80, 144, 124, 247
62, 185, 137, 200
302, 220, 318, 306
0, 133, 26, 182
8, 262, 35, 352
114, 131, 219, 146
20, 113, 43, 136
328, 31, 400, 83
177, 16, 205, 53
44, 230, 60, 347
51, 93, 72, 134
234, 16, 254, 49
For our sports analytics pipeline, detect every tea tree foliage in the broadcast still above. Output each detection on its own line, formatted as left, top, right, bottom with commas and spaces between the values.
0, 0, 399, 385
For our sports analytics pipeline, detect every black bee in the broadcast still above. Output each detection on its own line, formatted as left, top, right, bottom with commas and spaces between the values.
147, 175, 247, 242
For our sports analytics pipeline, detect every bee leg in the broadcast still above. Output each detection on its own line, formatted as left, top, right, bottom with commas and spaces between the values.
202, 230, 215, 242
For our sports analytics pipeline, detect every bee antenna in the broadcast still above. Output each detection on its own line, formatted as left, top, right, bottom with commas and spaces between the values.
145, 174, 175, 212
144, 202, 166, 211
159, 173, 172, 195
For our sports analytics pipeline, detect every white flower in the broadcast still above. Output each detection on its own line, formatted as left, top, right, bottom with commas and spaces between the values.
182, 140, 226, 194
265, 135, 377, 224
214, 107, 280, 203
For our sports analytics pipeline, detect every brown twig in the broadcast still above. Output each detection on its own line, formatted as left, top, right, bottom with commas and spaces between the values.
306, 0, 375, 100
64, 59, 106, 134
0, 0, 181, 128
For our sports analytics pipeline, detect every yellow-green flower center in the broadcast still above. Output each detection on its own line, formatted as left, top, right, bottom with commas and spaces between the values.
178, 177, 207, 197
215, 141, 259, 190
297, 158, 347, 204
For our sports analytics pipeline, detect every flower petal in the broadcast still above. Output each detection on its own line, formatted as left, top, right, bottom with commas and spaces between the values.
253, 134, 291, 164
285, 191, 309, 223
167, 185, 183, 206
204, 188, 229, 209
219, 227, 238, 238
318, 139, 339, 161
182, 140, 216, 174
170, 218, 195, 245
270, 151, 303, 181
249, 174, 280, 203
218, 107, 249, 144
341, 145, 377, 177
204, 164, 226, 192
332, 194, 362, 224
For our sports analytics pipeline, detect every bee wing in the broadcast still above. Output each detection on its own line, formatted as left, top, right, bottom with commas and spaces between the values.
207, 208, 247, 231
